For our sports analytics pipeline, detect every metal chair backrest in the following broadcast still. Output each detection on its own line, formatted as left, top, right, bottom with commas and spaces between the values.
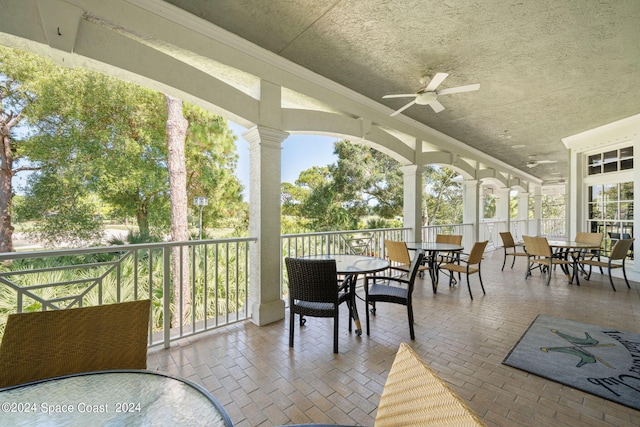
467, 241, 488, 265
609, 239, 634, 261
384, 240, 411, 265
499, 232, 516, 248
285, 258, 339, 304
436, 234, 462, 245
522, 235, 551, 258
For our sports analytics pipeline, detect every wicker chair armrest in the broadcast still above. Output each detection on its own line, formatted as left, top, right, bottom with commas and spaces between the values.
337, 276, 350, 292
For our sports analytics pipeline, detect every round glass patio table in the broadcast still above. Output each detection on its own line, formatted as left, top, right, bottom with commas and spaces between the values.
0, 370, 233, 426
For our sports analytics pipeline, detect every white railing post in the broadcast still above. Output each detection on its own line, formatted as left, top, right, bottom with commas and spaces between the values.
163, 246, 172, 349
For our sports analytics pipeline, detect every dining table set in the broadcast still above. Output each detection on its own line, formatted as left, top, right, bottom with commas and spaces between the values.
517, 231, 635, 289
301, 240, 465, 335
546, 239, 602, 284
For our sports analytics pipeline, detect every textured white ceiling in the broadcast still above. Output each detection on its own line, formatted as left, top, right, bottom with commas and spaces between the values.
165, 0, 640, 182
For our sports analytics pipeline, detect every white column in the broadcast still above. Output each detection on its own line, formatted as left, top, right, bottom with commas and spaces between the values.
496, 187, 510, 232
243, 126, 288, 326
517, 191, 530, 239
463, 180, 480, 250
533, 186, 543, 236
400, 165, 424, 242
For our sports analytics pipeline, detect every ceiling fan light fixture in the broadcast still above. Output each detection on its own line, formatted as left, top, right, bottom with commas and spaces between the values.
383, 72, 479, 115
415, 92, 438, 105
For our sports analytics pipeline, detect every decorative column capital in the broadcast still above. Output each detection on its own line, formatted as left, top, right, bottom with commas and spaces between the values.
242, 126, 289, 149
399, 165, 425, 176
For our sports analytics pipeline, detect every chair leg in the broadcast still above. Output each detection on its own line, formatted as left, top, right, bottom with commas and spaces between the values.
333, 311, 339, 354
478, 266, 486, 295
289, 310, 295, 348
501, 250, 507, 271
407, 304, 415, 340
623, 265, 631, 288
598, 253, 603, 274
546, 262, 552, 286
608, 268, 617, 292
466, 274, 473, 300
510, 255, 516, 269
365, 297, 371, 336
346, 297, 353, 333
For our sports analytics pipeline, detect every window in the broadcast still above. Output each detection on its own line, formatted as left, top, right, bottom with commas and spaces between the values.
587, 182, 633, 256
587, 146, 633, 175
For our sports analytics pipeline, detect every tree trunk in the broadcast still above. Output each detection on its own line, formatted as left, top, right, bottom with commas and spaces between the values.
165, 95, 190, 328
136, 203, 150, 237
0, 124, 15, 253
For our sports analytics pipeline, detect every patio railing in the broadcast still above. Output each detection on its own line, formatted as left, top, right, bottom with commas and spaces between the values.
281, 227, 411, 259
539, 218, 566, 238
0, 220, 567, 348
421, 223, 474, 242
0, 238, 255, 348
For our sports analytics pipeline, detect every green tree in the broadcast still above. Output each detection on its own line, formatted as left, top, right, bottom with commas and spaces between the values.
332, 141, 403, 219
20, 69, 168, 239
282, 140, 463, 230
423, 166, 462, 225
3, 46, 245, 247
0, 46, 61, 252
183, 105, 244, 230
297, 166, 357, 231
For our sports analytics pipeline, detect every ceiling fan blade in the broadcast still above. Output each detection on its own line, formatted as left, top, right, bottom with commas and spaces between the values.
424, 72, 449, 92
437, 83, 480, 96
390, 100, 416, 116
383, 94, 417, 99
429, 100, 445, 113
537, 160, 557, 164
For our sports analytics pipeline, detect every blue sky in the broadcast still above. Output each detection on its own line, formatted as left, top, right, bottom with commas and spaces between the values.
229, 122, 339, 200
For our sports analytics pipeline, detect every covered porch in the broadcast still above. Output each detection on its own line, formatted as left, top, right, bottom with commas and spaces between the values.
1, 1, 640, 426
2, 0, 640, 327
147, 248, 640, 426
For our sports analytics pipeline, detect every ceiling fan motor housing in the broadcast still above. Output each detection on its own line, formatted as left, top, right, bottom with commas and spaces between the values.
416, 91, 438, 105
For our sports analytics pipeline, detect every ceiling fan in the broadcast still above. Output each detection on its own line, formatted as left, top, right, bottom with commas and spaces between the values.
383, 72, 480, 116
526, 159, 557, 168
544, 177, 566, 185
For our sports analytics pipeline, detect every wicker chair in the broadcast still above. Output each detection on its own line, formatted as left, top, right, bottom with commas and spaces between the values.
375, 342, 485, 426
522, 235, 573, 286
499, 231, 527, 271
574, 231, 604, 275
364, 250, 425, 340
577, 238, 634, 291
435, 234, 463, 263
285, 257, 352, 354
0, 300, 151, 388
433, 234, 463, 280
438, 241, 488, 300
384, 239, 429, 278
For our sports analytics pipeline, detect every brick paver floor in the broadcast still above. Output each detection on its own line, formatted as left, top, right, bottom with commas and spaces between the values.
147, 249, 640, 426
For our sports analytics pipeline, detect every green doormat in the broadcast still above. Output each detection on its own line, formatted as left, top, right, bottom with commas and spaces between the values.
503, 314, 640, 411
